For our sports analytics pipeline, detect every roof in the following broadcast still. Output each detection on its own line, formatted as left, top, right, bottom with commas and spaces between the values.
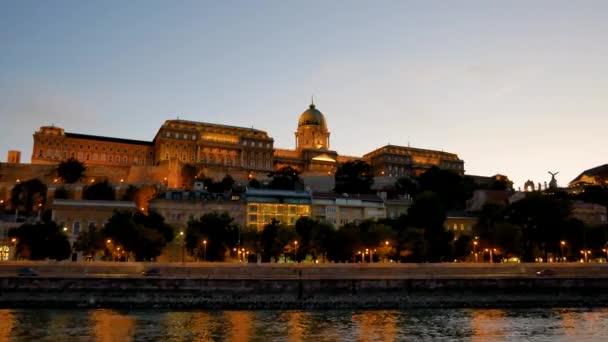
570, 164, 608, 185
363, 144, 461, 160
312, 192, 384, 202
65, 132, 153, 146
245, 189, 311, 198
163, 119, 270, 136
298, 104, 327, 129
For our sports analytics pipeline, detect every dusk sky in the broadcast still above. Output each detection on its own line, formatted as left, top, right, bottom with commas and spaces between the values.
1, 1, 607, 189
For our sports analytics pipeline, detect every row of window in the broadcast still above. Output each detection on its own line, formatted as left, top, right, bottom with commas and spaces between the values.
40, 149, 148, 165
37, 140, 151, 155
242, 140, 272, 149
164, 131, 197, 141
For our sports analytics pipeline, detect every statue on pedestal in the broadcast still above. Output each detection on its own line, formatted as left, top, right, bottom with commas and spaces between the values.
548, 171, 559, 190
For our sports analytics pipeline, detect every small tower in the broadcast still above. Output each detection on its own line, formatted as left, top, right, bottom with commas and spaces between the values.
295, 102, 330, 150
7, 151, 21, 164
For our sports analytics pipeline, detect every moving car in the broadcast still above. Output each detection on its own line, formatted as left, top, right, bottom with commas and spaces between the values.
536, 269, 557, 276
142, 267, 161, 277
17, 267, 39, 277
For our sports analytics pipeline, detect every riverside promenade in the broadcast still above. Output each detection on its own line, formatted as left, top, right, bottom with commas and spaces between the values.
1, 262, 608, 309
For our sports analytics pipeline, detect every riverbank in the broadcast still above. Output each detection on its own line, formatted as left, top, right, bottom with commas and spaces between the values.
2, 276, 608, 309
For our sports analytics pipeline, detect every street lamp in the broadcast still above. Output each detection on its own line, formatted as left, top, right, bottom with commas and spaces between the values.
473, 241, 478, 262
560, 241, 566, 262
293, 240, 298, 262
580, 250, 591, 263
179, 231, 184, 263
602, 248, 608, 262
485, 248, 495, 263
202, 239, 207, 261
384, 240, 389, 263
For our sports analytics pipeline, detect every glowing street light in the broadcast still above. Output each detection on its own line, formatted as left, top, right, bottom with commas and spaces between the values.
473, 240, 479, 262
293, 240, 298, 262
203, 239, 207, 261
580, 250, 591, 263
560, 241, 567, 262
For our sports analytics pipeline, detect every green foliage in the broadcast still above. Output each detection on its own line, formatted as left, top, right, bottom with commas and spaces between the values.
73, 226, 106, 260
418, 167, 470, 210
506, 193, 572, 262
294, 217, 337, 262
11, 178, 47, 214
57, 158, 86, 184
260, 219, 297, 262
8, 221, 71, 260
102, 210, 174, 261
268, 166, 302, 190
325, 223, 362, 262
121, 185, 138, 201
203, 175, 236, 193
185, 212, 239, 261
83, 180, 115, 200
395, 176, 419, 197
407, 191, 453, 261
334, 160, 373, 194
248, 178, 261, 189
53, 187, 69, 200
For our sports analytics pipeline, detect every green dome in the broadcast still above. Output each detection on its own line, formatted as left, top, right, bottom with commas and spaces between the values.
298, 104, 327, 128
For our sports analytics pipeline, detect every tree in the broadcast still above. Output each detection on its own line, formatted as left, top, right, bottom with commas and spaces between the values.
83, 180, 115, 200
334, 160, 373, 194
185, 212, 239, 261
57, 158, 86, 184
325, 223, 362, 262
418, 167, 470, 210
506, 193, 572, 262
73, 226, 105, 260
260, 219, 296, 262
407, 191, 453, 261
220, 175, 235, 192
395, 176, 419, 197
11, 178, 47, 215
121, 185, 138, 201
102, 210, 174, 261
248, 178, 261, 189
473, 202, 507, 246
268, 166, 302, 190
8, 221, 71, 260
53, 187, 70, 200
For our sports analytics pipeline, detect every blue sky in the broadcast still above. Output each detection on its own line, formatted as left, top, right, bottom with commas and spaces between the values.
1, 0, 608, 189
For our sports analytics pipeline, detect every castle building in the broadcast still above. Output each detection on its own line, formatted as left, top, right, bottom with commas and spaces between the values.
24, 102, 464, 190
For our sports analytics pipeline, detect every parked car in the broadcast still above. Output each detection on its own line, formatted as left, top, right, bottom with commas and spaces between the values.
536, 269, 557, 276
142, 267, 161, 277
17, 267, 39, 277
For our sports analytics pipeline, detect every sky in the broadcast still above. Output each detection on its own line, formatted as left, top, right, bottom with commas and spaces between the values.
1, 0, 608, 189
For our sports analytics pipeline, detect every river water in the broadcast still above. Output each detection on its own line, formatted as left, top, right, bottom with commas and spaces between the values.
1, 308, 607, 341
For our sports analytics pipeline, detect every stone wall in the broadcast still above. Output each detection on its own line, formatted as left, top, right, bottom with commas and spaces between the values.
1, 263, 608, 309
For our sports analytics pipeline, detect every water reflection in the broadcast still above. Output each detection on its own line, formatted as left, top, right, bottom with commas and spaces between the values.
351, 311, 398, 342
469, 309, 507, 341
1, 308, 608, 341
557, 307, 608, 340
0, 310, 14, 341
90, 309, 135, 342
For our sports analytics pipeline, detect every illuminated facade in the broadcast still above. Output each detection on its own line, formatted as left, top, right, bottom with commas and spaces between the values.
32, 126, 154, 166
311, 193, 386, 227
24, 102, 464, 190
363, 145, 464, 177
245, 189, 311, 231
569, 164, 608, 189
